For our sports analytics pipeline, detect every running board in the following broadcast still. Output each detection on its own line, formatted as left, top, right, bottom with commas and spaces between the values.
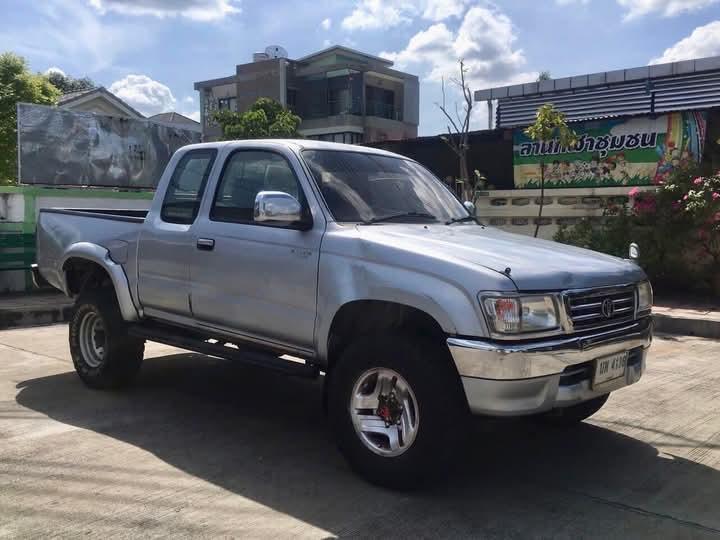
128, 323, 319, 378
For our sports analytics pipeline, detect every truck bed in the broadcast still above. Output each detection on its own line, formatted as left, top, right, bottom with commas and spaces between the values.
36, 208, 148, 295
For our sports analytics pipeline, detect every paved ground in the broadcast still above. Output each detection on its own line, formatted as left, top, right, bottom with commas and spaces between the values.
1, 325, 719, 539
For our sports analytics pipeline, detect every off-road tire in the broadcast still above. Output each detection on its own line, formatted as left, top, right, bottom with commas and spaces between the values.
540, 394, 610, 426
328, 334, 467, 490
69, 290, 144, 389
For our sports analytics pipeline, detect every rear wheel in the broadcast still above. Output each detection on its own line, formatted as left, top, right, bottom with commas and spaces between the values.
328, 335, 466, 489
69, 290, 144, 389
540, 394, 610, 426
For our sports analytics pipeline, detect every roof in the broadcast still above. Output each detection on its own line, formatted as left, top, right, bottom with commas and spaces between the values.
180, 139, 403, 158
295, 45, 393, 66
475, 55, 720, 101
56, 87, 145, 119
475, 55, 720, 128
148, 112, 200, 126
194, 45, 401, 89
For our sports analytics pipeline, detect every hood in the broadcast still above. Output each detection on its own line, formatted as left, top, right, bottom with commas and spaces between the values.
357, 224, 646, 291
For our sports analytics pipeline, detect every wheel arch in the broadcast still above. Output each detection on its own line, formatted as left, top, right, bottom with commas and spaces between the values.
324, 299, 454, 372
61, 242, 139, 322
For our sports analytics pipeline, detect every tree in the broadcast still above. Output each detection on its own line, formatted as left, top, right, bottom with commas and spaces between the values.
436, 59, 473, 199
212, 97, 301, 140
0, 52, 60, 185
537, 71, 552, 82
524, 103, 577, 237
46, 70, 95, 94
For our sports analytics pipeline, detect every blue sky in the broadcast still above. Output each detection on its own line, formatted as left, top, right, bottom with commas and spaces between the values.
2, 0, 719, 135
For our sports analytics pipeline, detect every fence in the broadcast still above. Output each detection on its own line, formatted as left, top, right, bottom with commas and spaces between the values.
474, 186, 655, 240
0, 186, 153, 293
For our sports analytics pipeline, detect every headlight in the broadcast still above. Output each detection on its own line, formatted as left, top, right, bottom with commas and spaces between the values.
637, 281, 653, 314
481, 295, 559, 335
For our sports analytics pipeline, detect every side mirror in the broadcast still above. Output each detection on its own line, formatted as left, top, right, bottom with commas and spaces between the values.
463, 200, 476, 215
254, 191, 304, 225
628, 242, 640, 261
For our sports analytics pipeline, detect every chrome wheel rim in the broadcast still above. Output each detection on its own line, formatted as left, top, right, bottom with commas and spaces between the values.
350, 368, 420, 457
78, 311, 106, 368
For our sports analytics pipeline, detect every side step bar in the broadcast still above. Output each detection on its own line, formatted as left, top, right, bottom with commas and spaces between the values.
129, 323, 319, 378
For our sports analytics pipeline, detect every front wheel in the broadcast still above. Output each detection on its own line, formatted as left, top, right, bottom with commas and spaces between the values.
328, 335, 467, 489
69, 290, 144, 389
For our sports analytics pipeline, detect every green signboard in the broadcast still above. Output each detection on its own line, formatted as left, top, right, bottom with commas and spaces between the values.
513, 111, 707, 188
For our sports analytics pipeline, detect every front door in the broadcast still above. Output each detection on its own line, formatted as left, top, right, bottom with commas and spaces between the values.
189, 149, 323, 352
137, 148, 217, 317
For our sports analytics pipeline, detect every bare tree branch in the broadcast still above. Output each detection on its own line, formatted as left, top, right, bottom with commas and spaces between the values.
435, 59, 473, 184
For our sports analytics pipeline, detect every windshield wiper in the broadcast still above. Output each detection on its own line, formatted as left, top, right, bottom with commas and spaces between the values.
361, 212, 438, 225
445, 215, 477, 225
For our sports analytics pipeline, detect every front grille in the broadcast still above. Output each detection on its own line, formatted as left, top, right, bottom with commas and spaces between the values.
565, 286, 636, 331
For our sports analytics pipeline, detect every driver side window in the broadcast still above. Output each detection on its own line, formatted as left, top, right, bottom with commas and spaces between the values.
211, 150, 303, 224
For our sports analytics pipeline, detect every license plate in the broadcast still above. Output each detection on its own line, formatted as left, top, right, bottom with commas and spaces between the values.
593, 351, 628, 387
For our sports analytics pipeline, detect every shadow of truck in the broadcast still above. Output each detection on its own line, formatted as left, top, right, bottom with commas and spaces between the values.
14, 352, 720, 538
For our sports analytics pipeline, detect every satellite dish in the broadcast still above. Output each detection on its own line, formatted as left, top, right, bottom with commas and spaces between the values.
265, 45, 288, 59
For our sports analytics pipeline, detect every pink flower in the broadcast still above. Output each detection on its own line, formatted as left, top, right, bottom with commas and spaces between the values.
693, 177, 703, 185
683, 194, 689, 200
628, 187, 640, 197
713, 192, 720, 200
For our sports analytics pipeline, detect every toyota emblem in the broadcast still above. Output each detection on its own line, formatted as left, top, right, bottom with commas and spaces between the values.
601, 298, 615, 318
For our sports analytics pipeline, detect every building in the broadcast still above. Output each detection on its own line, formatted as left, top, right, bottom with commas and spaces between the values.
472, 55, 720, 191
57, 87, 145, 119
148, 112, 202, 133
194, 45, 419, 143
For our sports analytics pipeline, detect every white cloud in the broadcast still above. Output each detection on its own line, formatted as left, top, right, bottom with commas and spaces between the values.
0, 1, 150, 72
321, 17, 331, 30
650, 20, 720, 63
422, 0, 468, 20
44, 66, 66, 77
555, 0, 590, 4
616, 0, 719, 19
323, 38, 332, 47
88, 0, 241, 21
183, 95, 195, 104
109, 74, 177, 116
381, 6, 535, 88
342, 0, 414, 30
341, 0, 467, 30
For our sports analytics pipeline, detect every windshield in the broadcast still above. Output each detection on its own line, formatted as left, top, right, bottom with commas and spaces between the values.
301, 150, 469, 223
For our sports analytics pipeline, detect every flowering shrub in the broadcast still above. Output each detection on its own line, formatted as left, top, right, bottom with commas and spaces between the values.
555, 165, 720, 294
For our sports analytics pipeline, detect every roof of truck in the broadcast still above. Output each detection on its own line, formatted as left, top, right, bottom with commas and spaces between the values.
181, 139, 405, 159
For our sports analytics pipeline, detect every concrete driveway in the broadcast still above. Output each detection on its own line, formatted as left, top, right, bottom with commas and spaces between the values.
1, 325, 719, 539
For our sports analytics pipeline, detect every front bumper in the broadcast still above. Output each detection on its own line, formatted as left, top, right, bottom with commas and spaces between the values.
447, 317, 652, 416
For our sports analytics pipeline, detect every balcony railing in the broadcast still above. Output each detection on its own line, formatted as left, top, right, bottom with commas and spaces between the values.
366, 100, 402, 121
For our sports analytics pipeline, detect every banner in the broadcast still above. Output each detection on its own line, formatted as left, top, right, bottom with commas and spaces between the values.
17, 103, 201, 188
513, 111, 707, 188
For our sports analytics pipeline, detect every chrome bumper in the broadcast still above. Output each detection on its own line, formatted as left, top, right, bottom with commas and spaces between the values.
447, 317, 652, 416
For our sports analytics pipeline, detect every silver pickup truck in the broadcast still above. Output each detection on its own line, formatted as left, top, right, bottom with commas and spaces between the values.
36, 140, 653, 488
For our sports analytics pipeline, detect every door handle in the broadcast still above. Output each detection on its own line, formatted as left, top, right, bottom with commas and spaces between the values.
197, 238, 215, 251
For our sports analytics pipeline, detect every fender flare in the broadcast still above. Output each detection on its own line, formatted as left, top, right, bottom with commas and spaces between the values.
60, 242, 140, 322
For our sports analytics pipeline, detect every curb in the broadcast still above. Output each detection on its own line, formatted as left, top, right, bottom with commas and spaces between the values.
0, 303, 73, 330
653, 313, 720, 340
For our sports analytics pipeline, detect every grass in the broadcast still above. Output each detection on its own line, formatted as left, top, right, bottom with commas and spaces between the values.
522, 175, 652, 189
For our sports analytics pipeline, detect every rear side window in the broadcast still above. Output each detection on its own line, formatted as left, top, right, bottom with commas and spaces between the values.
161, 149, 217, 224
